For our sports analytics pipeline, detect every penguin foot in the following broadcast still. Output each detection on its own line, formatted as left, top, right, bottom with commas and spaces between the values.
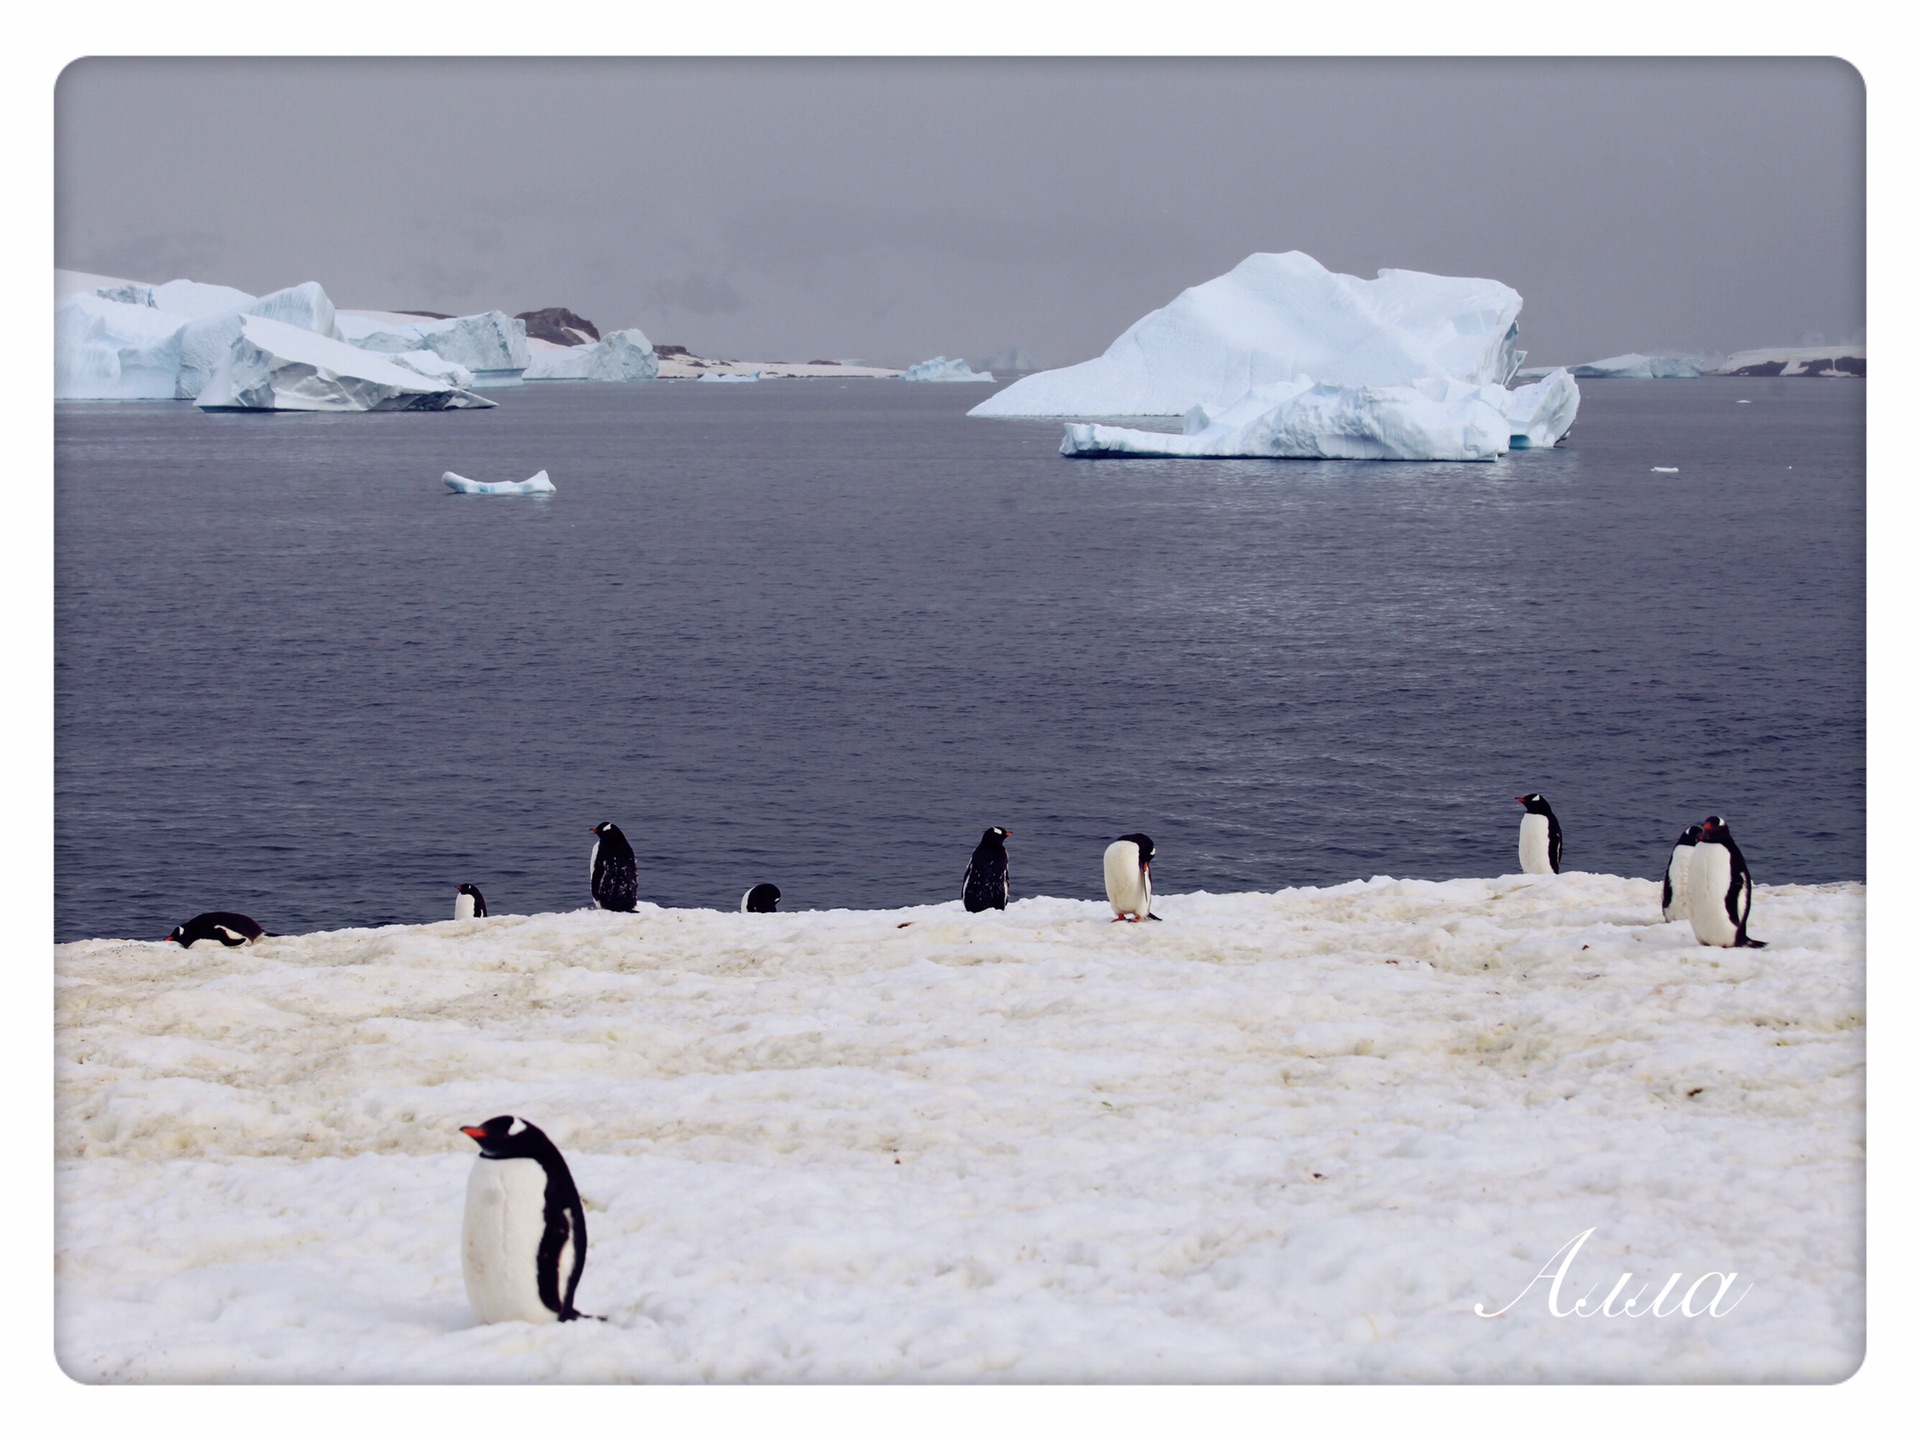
1739, 938, 1769, 949
1147, 913, 1163, 922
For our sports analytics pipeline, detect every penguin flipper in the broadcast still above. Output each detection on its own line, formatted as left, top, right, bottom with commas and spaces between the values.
211, 926, 250, 946
1147, 912, 1163, 921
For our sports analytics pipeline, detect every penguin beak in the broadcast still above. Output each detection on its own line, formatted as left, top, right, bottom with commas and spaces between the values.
460, 1126, 487, 1140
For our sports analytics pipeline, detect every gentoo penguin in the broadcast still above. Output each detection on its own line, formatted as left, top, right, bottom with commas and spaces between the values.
1686, 815, 1767, 948
962, 827, 1012, 912
741, 883, 781, 914
1103, 833, 1161, 922
164, 911, 266, 947
459, 1115, 590, 1324
455, 883, 488, 921
1661, 825, 1703, 922
588, 821, 638, 912
1515, 793, 1563, 875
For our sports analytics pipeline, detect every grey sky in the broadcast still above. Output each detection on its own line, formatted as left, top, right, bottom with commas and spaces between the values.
56, 58, 1863, 368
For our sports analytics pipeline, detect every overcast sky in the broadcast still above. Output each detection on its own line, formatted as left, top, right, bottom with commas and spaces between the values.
56, 58, 1863, 368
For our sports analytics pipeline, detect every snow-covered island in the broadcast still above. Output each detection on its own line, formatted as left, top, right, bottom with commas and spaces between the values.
973, 252, 1579, 462
55, 872, 1860, 1381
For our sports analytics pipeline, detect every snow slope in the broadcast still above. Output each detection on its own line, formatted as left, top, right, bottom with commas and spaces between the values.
970, 252, 1526, 418
55, 873, 1861, 1382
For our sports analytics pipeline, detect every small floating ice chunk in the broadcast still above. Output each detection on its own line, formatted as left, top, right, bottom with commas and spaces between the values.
697, 370, 762, 383
1650, 466, 1679, 473
442, 469, 555, 495
901, 356, 995, 383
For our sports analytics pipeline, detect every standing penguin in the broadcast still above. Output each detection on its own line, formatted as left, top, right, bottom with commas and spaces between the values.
588, 821, 638, 912
1103, 833, 1160, 922
1515, 794, 1564, 875
1686, 815, 1767, 948
459, 1115, 590, 1325
164, 912, 267, 947
1660, 825, 1703, 922
741, 883, 781, 914
455, 883, 489, 920
962, 827, 1012, 912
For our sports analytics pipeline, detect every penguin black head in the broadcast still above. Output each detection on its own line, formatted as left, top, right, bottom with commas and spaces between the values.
1116, 832, 1155, 868
1701, 815, 1728, 839
1516, 793, 1555, 815
743, 883, 781, 913
979, 827, 1011, 847
590, 821, 623, 839
1678, 824, 1704, 845
457, 883, 486, 901
460, 1114, 558, 1161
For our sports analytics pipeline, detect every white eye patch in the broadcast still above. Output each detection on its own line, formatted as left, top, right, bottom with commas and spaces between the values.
507, 1117, 527, 1136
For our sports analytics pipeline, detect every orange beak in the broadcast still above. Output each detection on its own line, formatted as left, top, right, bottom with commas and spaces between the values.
460, 1126, 487, 1140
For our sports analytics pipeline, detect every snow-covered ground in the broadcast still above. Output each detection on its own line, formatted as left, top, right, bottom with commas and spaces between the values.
54, 871, 1861, 1383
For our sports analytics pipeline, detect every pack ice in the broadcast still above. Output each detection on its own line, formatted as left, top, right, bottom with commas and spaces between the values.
901, 356, 995, 383
196, 316, 495, 412
522, 329, 660, 382
970, 250, 1577, 460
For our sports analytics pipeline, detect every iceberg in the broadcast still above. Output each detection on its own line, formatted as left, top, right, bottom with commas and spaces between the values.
337, 310, 531, 387
1058, 368, 1579, 462
195, 315, 495, 412
101, 277, 260, 321
522, 328, 658, 382
174, 282, 343, 399
443, 469, 555, 495
971, 251, 1526, 419
54, 293, 187, 400
1564, 353, 1704, 380
386, 350, 477, 390
901, 356, 995, 383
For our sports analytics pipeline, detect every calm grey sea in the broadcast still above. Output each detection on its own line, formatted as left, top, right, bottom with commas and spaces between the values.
55, 378, 1863, 941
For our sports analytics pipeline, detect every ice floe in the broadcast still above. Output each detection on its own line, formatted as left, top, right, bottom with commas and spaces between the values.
522, 329, 659, 382
901, 356, 995, 383
195, 315, 494, 412
54, 872, 1861, 1382
336, 309, 531, 387
443, 469, 555, 495
696, 370, 762, 383
971, 251, 1527, 419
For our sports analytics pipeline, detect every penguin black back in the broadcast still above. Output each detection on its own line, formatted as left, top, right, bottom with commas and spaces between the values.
588, 821, 639, 912
742, 883, 781, 914
460, 1115, 589, 1322
962, 826, 1012, 912
165, 911, 266, 947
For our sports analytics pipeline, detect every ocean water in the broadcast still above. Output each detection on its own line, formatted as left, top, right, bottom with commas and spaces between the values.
54, 378, 1863, 941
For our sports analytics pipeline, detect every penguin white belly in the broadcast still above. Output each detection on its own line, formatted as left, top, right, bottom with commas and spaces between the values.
588, 840, 599, 898
1103, 841, 1150, 918
1686, 844, 1738, 946
1662, 847, 1692, 922
1517, 814, 1553, 874
454, 893, 476, 922
462, 1157, 558, 1324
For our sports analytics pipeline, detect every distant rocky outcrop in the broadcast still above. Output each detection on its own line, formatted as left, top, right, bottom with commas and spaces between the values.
514, 307, 602, 347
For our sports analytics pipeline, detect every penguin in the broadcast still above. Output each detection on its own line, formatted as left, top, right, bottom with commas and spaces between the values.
588, 821, 638, 912
961, 827, 1012, 912
164, 911, 266, 947
741, 883, 781, 914
1686, 815, 1767, 948
459, 1115, 590, 1325
1103, 833, 1161, 922
455, 883, 488, 921
1515, 793, 1563, 875
1661, 825, 1703, 922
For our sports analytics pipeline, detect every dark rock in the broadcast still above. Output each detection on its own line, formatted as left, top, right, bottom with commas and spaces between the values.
653, 344, 691, 357
515, 307, 602, 347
